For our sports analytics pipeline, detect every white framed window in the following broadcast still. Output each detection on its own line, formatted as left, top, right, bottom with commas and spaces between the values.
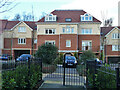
62, 26, 74, 33
66, 40, 71, 47
45, 29, 55, 34
71, 27, 74, 33
18, 26, 26, 32
45, 40, 55, 45
112, 45, 120, 51
18, 38, 26, 44
81, 29, 92, 34
62, 27, 65, 33
112, 33, 120, 39
81, 13, 93, 21
82, 41, 92, 51
45, 14, 57, 21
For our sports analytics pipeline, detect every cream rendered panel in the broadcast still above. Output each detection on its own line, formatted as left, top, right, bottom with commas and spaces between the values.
59, 24, 78, 34
37, 24, 59, 35
4, 22, 32, 38
106, 28, 120, 45
0, 33, 3, 55
78, 23, 100, 35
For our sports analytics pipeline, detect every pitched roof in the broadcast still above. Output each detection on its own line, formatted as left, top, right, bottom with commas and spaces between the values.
0, 20, 37, 31
38, 10, 101, 23
101, 26, 120, 36
24, 21, 37, 30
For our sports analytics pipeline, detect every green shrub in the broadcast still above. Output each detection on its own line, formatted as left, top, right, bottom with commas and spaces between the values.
54, 53, 63, 64
77, 65, 86, 76
2, 63, 42, 89
87, 66, 116, 89
74, 52, 78, 59
35, 44, 58, 64
80, 50, 96, 64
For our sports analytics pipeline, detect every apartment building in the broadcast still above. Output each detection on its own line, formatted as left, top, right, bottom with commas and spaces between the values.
2, 20, 37, 59
101, 27, 120, 63
36, 10, 101, 56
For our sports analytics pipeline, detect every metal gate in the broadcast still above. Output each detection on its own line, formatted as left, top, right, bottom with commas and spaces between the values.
42, 54, 86, 87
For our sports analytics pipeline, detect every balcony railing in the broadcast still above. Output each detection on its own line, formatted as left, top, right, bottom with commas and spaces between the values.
82, 46, 92, 51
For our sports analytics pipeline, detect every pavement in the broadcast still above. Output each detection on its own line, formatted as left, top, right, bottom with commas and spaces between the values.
38, 65, 86, 89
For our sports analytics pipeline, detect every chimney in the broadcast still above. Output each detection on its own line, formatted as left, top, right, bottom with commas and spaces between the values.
118, 1, 120, 26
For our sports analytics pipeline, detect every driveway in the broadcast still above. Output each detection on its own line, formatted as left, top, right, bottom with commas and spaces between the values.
41, 65, 86, 88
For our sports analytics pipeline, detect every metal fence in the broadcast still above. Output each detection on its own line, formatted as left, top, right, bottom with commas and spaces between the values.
86, 60, 120, 89
2, 58, 42, 89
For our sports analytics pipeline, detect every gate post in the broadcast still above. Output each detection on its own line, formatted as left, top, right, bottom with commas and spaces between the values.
116, 62, 120, 90
93, 60, 97, 88
27, 57, 30, 88
40, 58, 42, 81
63, 54, 65, 86
86, 60, 88, 88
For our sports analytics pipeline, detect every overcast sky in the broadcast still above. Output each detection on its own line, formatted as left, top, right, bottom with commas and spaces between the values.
0, 0, 120, 26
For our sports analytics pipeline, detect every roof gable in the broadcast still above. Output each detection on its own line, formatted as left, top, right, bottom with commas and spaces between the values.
105, 27, 120, 37
101, 26, 120, 36
37, 10, 101, 23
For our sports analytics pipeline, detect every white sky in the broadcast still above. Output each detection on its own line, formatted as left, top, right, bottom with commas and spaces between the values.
0, 0, 120, 26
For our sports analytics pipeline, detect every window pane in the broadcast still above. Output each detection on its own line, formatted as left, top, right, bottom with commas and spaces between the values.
46, 30, 48, 34
63, 27, 65, 33
66, 26, 70, 33
24, 39, 26, 43
89, 17, 92, 20
49, 29, 52, 34
71, 28, 74, 33
85, 17, 88, 20
82, 29, 84, 34
82, 17, 84, 21
66, 40, 71, 47
49, 17, 52, 20
21, 39, 23, 43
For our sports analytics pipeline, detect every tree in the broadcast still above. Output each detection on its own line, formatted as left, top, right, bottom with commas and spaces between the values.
80, 50, 96, 63
35, 44, 58, 64
104, 18, 113, 27
74, 52, 78, 59
0, 0, 18, 13
13, 13, 21, 21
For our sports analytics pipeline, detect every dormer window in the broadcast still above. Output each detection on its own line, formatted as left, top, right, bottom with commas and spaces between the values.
65, 18, 72, 22
45, 14, 57, 21
81, 13, 93, 21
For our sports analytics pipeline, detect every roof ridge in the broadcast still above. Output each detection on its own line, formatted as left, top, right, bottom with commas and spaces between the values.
54, 9, 83, 11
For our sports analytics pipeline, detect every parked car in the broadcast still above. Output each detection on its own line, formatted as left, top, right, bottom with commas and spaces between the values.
0, 54, 11, 60
63, 56, 77, 68
16, 54, 32, 62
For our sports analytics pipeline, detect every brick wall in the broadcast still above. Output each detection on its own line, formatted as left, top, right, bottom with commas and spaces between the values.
4, 38, 37, 49
37, 35, 59, 49
106, 45, 120, 56
78, 35, 100, 52
60, 34, 77, 50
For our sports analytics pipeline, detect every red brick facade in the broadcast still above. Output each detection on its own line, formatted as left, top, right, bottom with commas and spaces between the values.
60, 34, 77, 50
37, 34, 100, 54
37, 35, 59, 49
3, 38, 37, 58
78, 35, 100, 52
106, 45, 120, 56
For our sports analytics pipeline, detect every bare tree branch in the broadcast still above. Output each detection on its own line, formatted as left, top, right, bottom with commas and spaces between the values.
0, 0, 18, 13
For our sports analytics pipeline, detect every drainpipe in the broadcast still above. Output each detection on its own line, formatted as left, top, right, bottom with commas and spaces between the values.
59, 26, 60, 53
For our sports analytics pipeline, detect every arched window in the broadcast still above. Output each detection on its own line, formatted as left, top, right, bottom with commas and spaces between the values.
81, 13, 93, 21
45, 14, 57, 21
